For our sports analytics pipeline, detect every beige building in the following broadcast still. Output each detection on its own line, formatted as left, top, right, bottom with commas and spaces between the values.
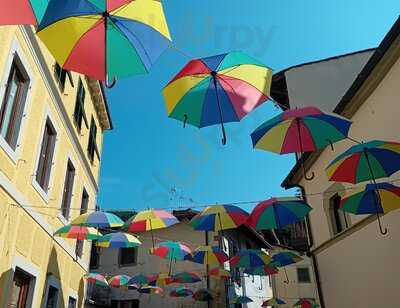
272, 17, 400, 308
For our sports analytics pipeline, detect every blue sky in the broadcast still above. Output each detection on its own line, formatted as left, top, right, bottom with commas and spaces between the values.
98, 1, 399, 212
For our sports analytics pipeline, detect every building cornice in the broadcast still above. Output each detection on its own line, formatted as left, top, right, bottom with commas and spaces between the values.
86, 78, 113, 131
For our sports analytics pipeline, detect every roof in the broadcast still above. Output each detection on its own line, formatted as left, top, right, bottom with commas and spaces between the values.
86, 78, 113, 130
282, 16, 400, 188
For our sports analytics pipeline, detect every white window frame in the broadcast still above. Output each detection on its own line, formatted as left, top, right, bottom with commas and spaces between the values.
67, 289, 78, 308
42, 275, 61, 308
10, 254, 40, 308
0, 39, 35, 163
31, 107, 60, 203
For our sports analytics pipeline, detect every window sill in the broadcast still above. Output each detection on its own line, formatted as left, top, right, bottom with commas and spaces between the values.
31, 180, 50, 203
57, 213, 69, 225
119, 263, 137, 268
0, 136, 19, 164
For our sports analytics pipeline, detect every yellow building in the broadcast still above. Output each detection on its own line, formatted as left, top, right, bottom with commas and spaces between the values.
0, 24, 112, 307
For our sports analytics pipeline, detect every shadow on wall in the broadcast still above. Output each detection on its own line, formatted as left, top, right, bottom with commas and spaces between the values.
78, 276, 85, 308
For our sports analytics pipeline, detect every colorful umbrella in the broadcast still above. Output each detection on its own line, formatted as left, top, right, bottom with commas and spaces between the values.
148, 273, 173, 287
247, 197, 312, 230
230, 296, 253, 304
326, 140, 400, 234
108, 275, 131, 288
54, 225, 102, 240
124, 209, 179, 247
244, 266, 278, 276
270, 251, 303, 284
138, 286, 164, 295
84, 273, 109, 288
170, 287, 193, 297
128, 274, 150, 286
37, 0, 171, 85
170, 271, 202, 284
96, 232, 141, 249
208, 268, 230, 280
150, 241, 192, 274
294, 299, 319, 308
71, 211, 124, 228
230, 249, 271, 268
189, 205, 249, 232
163, 51, 272, 144
252, 106, 352, 180
0, 0, 48, 25
262, 298, 286, 306
190, 246, 229, 266
192, 289, 213, 302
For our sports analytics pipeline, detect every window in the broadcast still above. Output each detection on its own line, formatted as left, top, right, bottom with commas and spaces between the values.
111, 300, 140, 308
329, 194, 348, 234
9, 269, 31, 308
45, 285, 58, 308
89, 241, 99, 269
35, 119, 57, 192
61, 160, 75, 220
119, 247, 137, 267
68, 297, 77, 308
0, 59, 29, 150
87, 117, 99, 163
297, 267, 311, 283
73, 79, 87, 130
76, 189, 89, 257
227, 238, 241, 285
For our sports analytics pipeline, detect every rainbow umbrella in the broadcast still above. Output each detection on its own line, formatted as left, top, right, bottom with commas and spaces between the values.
96, 232, 141, 249
170, 272, 201, 284
230, 249, 271, 268
124, 209, 179, 248
71, 211, 124, 228
163, 51, 272, 144
252, 106, 352, 180
189, 205, 249, 232
192, 289, 213, 302
262, 298, 286, 306
170, 287, 193, 297
54, 225, 102, 240
84, 273, 109, 288
247, 197, 312, 230
270, 251, 303, 284
340, 182, 400, 234
230, 296, 253, 304
37, 0, 171, 85
190, 246, 229, 266
138, 286, 163, 295
150, 241, 192, 274
244, 266, 278, 276
108, 275, 131, 288
294, 299, 319, 308
0, 0, 48, 25
208, 268, 230, 280
128, 274, 150, 286
148, 273, 173, 287
326, 140, 400, 235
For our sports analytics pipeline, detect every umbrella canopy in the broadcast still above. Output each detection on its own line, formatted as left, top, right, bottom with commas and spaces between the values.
84, 273, 109, 288
189, 205, 249, 232
170, 272, 202, 284
163, 51, 272, 144
230, 296, 253, 304
270, 251, 303, 267
244, 266, 278, 276
230, 249, 271, 268
150, 241, 192, 261
37, 0, 171, 83
96, 232, 141, 249
192, 289, 213, 302
251, 106, 352, 154
190, 246, 229, 265
108, 275, 131, 288
262, 298, 286, 306
54, 225, 102, 240
294, 299, 319, 308
125, 209, 179, 232
326, 140, 400, 184
0, 0, 48, 25
70, 211, 124, 228
148, 273, 173, 287
246, 197, 312, 230
138, 286, 163, 295
208, 268, 230, 280
128, 274, 150, 286
170, 287, 193, 297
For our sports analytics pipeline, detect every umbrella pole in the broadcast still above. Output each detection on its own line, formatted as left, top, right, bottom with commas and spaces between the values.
103, 12, 116, 88
212, 73, 227, 145
149, 219, 155, 248
363, 149, 388, 235
169, 248, 174, 275
296, 118, 315, 181
205, 231, 211, 308
283, 267, 289, 284
217, 213, 226, 251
